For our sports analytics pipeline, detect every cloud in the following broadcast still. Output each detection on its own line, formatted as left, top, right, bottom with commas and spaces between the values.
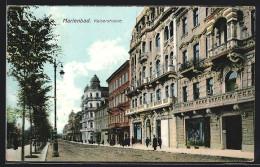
86, 38, 129, 71
55, 38, 128, 133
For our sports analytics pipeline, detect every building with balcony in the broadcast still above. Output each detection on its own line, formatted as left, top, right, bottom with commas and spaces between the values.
80, 75, 108, 143
126, 7, 178, 147
175, 7, 255, 151
94, 101, 109, 145
106, 60, 130, 145
63, 110, 82, 142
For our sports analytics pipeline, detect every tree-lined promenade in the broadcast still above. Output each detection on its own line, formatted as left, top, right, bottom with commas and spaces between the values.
7, 6, 60, 160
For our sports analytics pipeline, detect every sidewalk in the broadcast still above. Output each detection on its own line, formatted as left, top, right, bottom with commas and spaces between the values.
78, 141, 254, 160
6, 142, 50, 162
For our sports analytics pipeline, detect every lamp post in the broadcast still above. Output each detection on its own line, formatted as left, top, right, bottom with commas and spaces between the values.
52, 59, 65, 157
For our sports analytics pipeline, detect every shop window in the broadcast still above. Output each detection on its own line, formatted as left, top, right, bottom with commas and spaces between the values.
193, 43, 199, 65
183, 86, 187, 102
194, 8, 199, 27
193, 82, 200, 100
207, 78, 213, 96
185, 118, 205, 146
183, 17, 187, 35
225, 71, 237, 92
156, 89, 161, 101
156, 33, 160, 47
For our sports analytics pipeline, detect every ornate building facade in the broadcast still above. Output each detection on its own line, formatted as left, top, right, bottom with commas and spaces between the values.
80, 75, 108, 143
107, 60, 130, 145
126, 6, 255, 152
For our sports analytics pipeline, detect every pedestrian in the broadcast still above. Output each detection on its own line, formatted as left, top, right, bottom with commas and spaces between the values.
127, 136, 130, 146
145, 137, 149, 148
13, 133, 18, 150
102, 140, 104, 145
97, 138, 100, 146
132, 136, 134, 146
158, 137, 162, 149
152, 135, 157, 151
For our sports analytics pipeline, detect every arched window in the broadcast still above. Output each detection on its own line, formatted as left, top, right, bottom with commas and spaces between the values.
170, 21, 173, 37
156, 89, 161, 101
156, 33, 160, 47
171, 83, 174, 97
143, 66, 146, 78
164, 26, 169, 41
139, 96, 142, 105
170, 52, 174, 65
142, 41, 146, 52
90, 122, 93, 128
214, 18, 227, 45
165, 55, 168, 70
143, 93, 147, 104
156, 60, 160, 76
165, 86, 169, 98
96, 92, 99, 97
225, 71, 237, 92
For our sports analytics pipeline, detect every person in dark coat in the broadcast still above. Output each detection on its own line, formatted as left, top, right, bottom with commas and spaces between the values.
158, 137, 162, 149
127, 136, 130, 146
152, 135, 157, 151
145, 137, 150, 148
132, 136, 134, 145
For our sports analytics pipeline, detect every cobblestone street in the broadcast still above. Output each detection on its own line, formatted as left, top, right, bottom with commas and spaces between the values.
45, 140, 251, 162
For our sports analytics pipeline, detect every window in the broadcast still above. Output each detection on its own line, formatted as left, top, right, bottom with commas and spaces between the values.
170, 21, 173, 37
143, 66, 146, 78
119, 94, 121, 104
164, 26, 169, 41
183, 86, 187, 102
150, 93, 154, 103
251, 10, 256, 35
123, 113, 125, 122
170, 52, 173, 65
207, 78, 213, 96
226, 71, 236, 92
96, 92, 99, 97
97, 103, 99, 108
90, 112, 93, 117
90, 103, 92, 108
126, 72, 128, 82
194, 8, 199, 27
165, 55, 168, 70
143, 93, 147, 104
149, 41, 152, 51
90, 93, 92, 98
206, 37, 208, 58
156, 33, 160, 47
206, 8, 208, 17
90, 122, 93, 128
122, 74, 124, 85
183, 17, 187, 35
122, 94, 125, 103
165, 86, 169, 98
132, 99, 134, 108
135, 98, 137, 108
193, 82, 200, 100
156, 89, 161, 101
252, 63, 255, 86
116, 80, 118, 89
194, 44, 199, 65
142, 41, 146, 52
183, 50, 187, 66
119, 77, 121, 87
139, 96, 142, 105
156, 60, 160, 76
150, 63, 152, 77
214, 18, 227, 45
171, 83, 175, 97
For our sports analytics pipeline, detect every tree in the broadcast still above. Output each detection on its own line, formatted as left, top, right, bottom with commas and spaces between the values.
7, 6, 61, 160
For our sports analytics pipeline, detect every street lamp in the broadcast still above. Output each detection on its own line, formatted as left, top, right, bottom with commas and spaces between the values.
52, 59, 65, 157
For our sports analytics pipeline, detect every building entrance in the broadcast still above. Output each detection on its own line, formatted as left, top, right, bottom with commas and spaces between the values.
134, 123, 142, 143
223, 115, 242, 150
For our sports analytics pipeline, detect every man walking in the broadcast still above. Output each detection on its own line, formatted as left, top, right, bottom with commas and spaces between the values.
152, 135, 157, 151
158, 137, 162, 149
145, 137, 150, 148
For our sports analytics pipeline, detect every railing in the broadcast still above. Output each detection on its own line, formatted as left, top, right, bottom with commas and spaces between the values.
126, 97, 174, 115
175, 87, 255, 113
164, 39, 169, 48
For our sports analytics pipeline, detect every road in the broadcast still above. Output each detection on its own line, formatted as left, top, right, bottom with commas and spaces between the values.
45, 140, 251, 162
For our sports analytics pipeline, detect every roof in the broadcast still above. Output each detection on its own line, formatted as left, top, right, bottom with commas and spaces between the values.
106, 60, 129, 83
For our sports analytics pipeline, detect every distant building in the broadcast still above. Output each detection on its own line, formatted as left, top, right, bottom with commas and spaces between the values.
106, 60, 130, 145
94, 101, 109, 145
80, 75, 108, 143
62, 124, 68, 140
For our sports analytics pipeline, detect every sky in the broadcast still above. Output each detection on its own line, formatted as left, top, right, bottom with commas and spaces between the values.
6, 6, 144, 133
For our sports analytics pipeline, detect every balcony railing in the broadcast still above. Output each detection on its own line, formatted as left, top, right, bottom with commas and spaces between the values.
175, 87, 255, 113
138, 52, 149, 63
126, 97, 174, 115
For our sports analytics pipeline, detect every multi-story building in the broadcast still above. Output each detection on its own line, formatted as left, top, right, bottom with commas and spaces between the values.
62, 124, 68, 140
174, 7, 255, 151
94, 101, 109, 145
107, 60, 130, 145
80, 75, 108, 143
126, 7, 178, 147
126, 6, 255, 152
63, 111, 82, 142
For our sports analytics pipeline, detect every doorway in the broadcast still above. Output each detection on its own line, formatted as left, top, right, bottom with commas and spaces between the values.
223, 115, 242, 150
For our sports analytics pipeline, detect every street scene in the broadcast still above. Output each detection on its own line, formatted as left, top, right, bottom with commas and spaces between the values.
6, 5, 255, 164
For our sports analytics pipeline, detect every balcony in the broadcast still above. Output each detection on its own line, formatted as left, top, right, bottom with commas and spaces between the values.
138, 52, 149, 64
175, 87, 255, 113
126, 97, 175, 116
